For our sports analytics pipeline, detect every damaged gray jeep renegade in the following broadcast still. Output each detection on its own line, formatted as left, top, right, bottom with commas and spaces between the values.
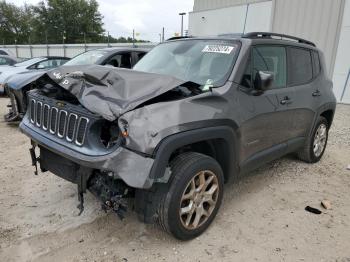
20, 32, 336, 240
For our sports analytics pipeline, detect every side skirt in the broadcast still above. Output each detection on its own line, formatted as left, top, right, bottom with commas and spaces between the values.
239, 137, 305, 175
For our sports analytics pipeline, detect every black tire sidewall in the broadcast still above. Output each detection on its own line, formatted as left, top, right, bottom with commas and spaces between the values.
309, 117, 328, 162
166, 155, 224, 240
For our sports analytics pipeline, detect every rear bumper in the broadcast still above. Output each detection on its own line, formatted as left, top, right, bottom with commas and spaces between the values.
20, 120, 156, 189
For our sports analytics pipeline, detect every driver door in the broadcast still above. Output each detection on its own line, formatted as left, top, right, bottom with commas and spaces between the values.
237, 45, 295, 169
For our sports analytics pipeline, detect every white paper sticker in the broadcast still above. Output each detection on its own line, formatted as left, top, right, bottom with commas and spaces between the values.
202, 45, 234, 54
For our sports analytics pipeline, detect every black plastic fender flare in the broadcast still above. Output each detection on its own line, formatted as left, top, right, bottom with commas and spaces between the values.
148, 125, 239, 183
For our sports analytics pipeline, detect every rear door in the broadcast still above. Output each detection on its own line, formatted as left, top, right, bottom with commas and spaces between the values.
286, 47, 317, 139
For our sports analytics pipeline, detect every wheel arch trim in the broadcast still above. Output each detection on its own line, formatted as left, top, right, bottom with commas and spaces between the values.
149, 125, 239, 183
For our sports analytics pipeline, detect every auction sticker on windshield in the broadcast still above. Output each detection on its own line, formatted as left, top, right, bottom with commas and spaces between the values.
202, 45, 235, 54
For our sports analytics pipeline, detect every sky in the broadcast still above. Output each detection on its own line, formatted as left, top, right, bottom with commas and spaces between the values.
7, 0, 194, 42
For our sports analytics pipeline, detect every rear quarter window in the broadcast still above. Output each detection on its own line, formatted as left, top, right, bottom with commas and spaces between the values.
287, 47, 313, 86
312, 51, 321, 77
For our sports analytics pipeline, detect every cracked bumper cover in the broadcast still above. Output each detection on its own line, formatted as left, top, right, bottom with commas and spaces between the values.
20, 121, 156, 189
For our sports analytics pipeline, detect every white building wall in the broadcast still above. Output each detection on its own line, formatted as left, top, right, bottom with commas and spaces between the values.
193, 0, 267, 11
272, 0, 345, 78
332, 0, 350, 103
189, 1, 272, 36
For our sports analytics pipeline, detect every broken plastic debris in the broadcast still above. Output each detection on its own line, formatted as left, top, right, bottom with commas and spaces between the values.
305, 206, 322, 214
321, 200, 331, 210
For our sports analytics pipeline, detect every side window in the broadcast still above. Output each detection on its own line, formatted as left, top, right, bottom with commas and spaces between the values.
312, 51, 321, 77
252, 46, 287, 89
57, 59, 68, 66
0, 58, 7, 65
288, 47, 313, 86
136, 52, 146, 61
105, 53, 132, 68
33, 60, 51, 69
0, 50, 7, 55
33, 59, 68, 69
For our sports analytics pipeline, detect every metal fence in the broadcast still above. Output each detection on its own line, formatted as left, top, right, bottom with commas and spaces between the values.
1, 43, 157, 59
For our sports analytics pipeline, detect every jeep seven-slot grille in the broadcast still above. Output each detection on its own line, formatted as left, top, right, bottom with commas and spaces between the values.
29, 98, 89, 146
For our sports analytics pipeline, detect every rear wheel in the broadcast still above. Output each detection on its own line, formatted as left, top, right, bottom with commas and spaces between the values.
157, 152, 224, 240
298, 116, 328, 163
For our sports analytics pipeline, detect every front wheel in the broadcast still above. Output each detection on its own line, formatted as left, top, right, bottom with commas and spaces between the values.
298, 116, 329, 163
157, 152, 224, 240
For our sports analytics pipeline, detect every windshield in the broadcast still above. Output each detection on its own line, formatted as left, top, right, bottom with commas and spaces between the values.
14, 57, 45, 67
134, 39, 239, 87
64, 50, 107, 66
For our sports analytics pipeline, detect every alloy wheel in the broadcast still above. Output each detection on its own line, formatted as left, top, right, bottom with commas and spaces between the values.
179, 170, 219, 230
313, 123, 327, 157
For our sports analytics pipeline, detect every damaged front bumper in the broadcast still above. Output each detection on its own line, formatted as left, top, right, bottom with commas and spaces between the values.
20, 118, 156, 189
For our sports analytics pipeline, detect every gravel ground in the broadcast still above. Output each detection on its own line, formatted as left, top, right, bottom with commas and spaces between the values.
0, 97, 349, 262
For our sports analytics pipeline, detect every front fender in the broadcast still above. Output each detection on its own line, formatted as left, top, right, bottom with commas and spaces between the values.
149, 125, 239, 183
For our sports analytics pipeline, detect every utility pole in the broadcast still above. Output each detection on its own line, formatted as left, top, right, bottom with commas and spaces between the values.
132, 29, 135, 47
84, 32, 87, 51
162, 27, 165, 42
179, 12, 186, 36
159, 33, 162, 43
107, 31, 110, 47
45, 30, 49, 56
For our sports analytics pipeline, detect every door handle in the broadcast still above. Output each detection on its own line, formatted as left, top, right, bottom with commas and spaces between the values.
312, 90, 321, 97
280, 96, 292, 105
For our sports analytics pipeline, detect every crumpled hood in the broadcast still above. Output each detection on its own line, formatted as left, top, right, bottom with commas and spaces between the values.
44, 65, 186, 121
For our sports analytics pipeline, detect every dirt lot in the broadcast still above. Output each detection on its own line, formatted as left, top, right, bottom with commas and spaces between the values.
0, 97, 349, 262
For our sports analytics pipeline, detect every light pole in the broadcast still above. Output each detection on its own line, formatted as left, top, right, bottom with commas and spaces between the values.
179, 12, 186, 36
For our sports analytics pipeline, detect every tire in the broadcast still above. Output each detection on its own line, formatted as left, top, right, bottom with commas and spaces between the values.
298, 116, 328, 163
157, 152, 224, 240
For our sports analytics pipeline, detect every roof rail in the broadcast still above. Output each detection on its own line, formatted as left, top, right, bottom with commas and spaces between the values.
166, 36, 192, 41
242, 32, 316, 47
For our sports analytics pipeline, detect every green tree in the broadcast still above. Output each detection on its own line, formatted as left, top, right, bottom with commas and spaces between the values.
0, 1, 34, 44
0, 0, 150, 45
32, 0, 105, 44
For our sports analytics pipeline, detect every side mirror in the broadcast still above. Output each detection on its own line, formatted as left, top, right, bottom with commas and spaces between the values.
254, 71, 274, 91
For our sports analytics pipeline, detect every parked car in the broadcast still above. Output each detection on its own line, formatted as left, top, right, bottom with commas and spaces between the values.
4, 48, 148, 122
0, 56, 69, 94
0, 55, 20, 66
19, 33, 336, 240
0, 48, 15, 57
